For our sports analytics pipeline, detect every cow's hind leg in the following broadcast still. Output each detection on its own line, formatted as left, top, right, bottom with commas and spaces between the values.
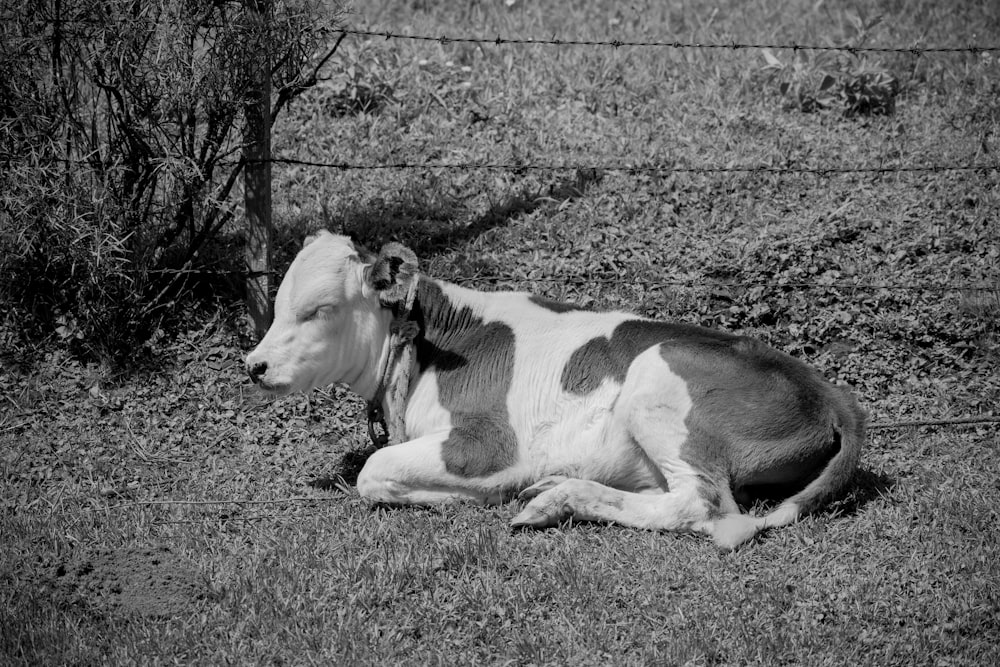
513, 346, 753, 546
510, 477, 718, 537
621, 347, 770, 549
620, 405, 739, 539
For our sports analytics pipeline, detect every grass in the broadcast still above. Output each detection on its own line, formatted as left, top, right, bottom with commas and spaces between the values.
3, 0, 1000, 664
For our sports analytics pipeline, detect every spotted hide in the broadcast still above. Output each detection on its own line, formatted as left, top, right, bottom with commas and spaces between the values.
246, 231, 866, 549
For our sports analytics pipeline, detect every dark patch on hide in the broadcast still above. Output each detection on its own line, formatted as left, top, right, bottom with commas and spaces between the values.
561, 320, 738, 395
412, 279, 518, 477
528, 295, 591, 313
658, 337, 836, 479
563, 319, 845, 492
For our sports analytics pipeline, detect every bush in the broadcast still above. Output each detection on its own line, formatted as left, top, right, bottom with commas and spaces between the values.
1, 159, 150, 360
0, 0, 346, 364
759, 8, 899, 117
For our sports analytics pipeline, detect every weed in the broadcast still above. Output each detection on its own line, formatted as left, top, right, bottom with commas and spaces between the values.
320, 41, 399, 116
760, 8, 899, 116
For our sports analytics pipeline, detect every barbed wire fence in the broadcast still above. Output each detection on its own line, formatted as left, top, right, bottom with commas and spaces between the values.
11, 31, 996, 313
7, 20, 999, 518
8, 25, 997, 285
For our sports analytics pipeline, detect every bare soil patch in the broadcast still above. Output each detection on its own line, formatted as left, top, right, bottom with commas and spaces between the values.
45, 544, 211, 618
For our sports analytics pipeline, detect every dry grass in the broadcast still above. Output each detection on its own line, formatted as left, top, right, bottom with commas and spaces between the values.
3, 0, 1000, 664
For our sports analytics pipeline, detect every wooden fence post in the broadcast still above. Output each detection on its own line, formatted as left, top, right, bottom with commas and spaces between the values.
244, 0, 273, 338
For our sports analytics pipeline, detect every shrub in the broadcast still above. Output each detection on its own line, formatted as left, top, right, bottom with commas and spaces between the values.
322, 41, 399, 116
759, 9, 899, 117
0, 0, 346, 364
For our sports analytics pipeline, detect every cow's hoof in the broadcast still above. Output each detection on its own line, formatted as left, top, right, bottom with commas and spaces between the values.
510, 502, 560, 529
517, 475, 569, 501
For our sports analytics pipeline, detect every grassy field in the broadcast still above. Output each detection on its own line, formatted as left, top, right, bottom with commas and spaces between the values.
3, 0, 1000, 664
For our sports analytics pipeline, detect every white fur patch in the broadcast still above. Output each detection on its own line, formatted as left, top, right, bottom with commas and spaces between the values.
403, 371, 453, 439
246, 233, 392, 399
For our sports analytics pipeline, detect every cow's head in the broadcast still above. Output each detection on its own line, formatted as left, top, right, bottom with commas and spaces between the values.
245, 231, 418, 399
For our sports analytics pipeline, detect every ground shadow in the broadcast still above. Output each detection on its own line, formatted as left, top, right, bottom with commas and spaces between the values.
742, 466, 894, 518
308, 444, 377, 490
339, 167, 604, 259
828, 467, 895, 517
184, 167, 602, 313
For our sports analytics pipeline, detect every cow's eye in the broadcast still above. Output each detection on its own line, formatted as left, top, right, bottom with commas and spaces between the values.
303, 306, 327, 321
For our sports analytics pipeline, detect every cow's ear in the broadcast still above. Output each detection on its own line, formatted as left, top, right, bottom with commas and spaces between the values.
363, 242, 418, 305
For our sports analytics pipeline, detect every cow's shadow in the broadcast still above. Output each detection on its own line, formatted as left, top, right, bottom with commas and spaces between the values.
307, 445, 376, 492
829, 467, 895, 517
742, 466, 893, 518
310, 447, 894, 524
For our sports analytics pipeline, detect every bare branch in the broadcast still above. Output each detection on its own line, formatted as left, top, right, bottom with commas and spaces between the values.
270, 31, 346, 126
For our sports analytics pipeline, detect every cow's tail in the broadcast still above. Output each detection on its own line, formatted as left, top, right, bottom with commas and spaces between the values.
711, 388, 866, 551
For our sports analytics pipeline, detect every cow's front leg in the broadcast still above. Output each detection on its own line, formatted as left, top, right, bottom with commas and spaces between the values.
356, 431, 515, 506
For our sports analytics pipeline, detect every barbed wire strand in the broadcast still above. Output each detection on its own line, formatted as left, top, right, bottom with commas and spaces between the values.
132, 265, 995, 294
447, 274, 997, 293
868, 415, 1000, 430
11, 154, 998, 176
344, 28, 1000, 54
258, 157, 1000, 175
19, 17, 1000, 54
61, 262, 992, 295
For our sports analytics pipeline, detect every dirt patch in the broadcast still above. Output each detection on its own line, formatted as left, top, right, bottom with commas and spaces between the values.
47, 544, 212, 618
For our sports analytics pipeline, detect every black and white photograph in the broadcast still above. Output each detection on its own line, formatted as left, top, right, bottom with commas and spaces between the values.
2, 1, 998, 664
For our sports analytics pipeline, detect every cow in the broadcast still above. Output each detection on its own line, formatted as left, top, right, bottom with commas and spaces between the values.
245, 231, 866, 549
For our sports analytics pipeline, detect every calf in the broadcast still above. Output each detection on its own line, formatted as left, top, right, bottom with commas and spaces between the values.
246, 231, 865, 549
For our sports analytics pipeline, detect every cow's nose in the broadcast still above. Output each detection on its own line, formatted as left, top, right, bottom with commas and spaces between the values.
247, 360, 268, 383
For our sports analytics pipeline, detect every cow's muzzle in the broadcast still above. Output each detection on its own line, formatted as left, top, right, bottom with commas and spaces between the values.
246, 360, 268, 384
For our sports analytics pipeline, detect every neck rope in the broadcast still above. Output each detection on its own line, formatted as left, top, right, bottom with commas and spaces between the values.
366, 276, 420, 448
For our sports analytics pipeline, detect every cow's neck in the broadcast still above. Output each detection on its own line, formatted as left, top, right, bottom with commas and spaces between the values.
365, 276, 486, 447
411, 277, 485, 370
345, 313, 393, 402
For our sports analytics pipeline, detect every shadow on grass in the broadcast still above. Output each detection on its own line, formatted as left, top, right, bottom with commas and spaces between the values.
179, 167, 602, 314
6, 168, 603, 374
308, 445, 376, 491
830, 467, 895, 517
310, 455, 893, 524
743, 466, 894, 519
339, 167, 604, 259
